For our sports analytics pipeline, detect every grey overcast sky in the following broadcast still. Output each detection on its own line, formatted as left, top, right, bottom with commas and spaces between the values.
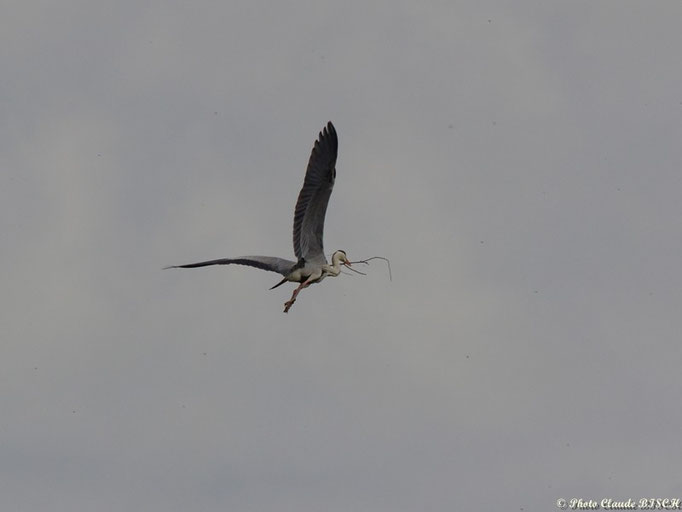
3, 1, 682, 510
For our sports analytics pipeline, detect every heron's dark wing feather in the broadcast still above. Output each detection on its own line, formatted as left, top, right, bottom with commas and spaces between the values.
164, 256, 296, 277
292, 121, 337, 263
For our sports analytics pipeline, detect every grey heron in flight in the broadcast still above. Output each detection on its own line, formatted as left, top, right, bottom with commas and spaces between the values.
166, 121, 351, 313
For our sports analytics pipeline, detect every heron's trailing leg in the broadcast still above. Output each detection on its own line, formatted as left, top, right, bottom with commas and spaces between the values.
283, 280, 312, 313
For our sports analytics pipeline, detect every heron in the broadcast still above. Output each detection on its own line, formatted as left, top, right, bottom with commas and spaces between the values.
165, 121, 351, 313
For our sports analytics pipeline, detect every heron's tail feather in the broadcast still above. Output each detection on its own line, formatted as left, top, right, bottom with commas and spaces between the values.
270, 277, 288, 290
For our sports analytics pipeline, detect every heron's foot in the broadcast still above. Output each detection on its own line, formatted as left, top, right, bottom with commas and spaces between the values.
283, 299, 296, 313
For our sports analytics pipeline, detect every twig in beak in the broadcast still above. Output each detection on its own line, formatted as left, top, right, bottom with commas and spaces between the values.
345, 266, 367, 276
348, 256, 392, 281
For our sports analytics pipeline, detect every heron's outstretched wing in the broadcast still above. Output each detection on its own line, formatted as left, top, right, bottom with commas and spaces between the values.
164, 256, 296, 277
292, 121, 337, 263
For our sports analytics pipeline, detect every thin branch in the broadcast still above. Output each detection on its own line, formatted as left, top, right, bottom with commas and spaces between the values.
349, 256, 392, 281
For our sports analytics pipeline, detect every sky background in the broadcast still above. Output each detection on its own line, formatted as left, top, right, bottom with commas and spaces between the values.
3, 1, 682, 510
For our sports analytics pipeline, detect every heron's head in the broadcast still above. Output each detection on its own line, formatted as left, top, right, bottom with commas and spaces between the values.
332, 250, 351, 267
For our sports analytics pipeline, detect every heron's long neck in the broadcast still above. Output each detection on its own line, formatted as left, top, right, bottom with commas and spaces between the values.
325, 258, 343, 277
